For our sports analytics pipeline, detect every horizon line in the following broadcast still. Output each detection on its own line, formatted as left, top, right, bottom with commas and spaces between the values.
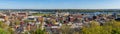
0, 8, 120, 10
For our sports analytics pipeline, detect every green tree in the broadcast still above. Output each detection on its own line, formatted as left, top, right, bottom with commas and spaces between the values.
60, 24, 73, 34
0, 28, 10, 34
82, 20, 120, 34
34, 29, 45, 34
82, 20, 112, 34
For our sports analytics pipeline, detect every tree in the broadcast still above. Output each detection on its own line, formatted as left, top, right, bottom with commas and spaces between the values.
82, 20, 120, 34
0, 28, 10, 34
34, 29, 45, 34
8, 27, 14, 34
60, 24, 73, 34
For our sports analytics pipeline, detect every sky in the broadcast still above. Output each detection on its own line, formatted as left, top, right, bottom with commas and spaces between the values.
0, 0, 120, 9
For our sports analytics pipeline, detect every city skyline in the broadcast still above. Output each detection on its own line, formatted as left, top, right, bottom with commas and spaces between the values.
0, 0, 120, 9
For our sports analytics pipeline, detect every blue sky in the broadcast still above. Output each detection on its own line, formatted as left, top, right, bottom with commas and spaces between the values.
0, 0, 120, 9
